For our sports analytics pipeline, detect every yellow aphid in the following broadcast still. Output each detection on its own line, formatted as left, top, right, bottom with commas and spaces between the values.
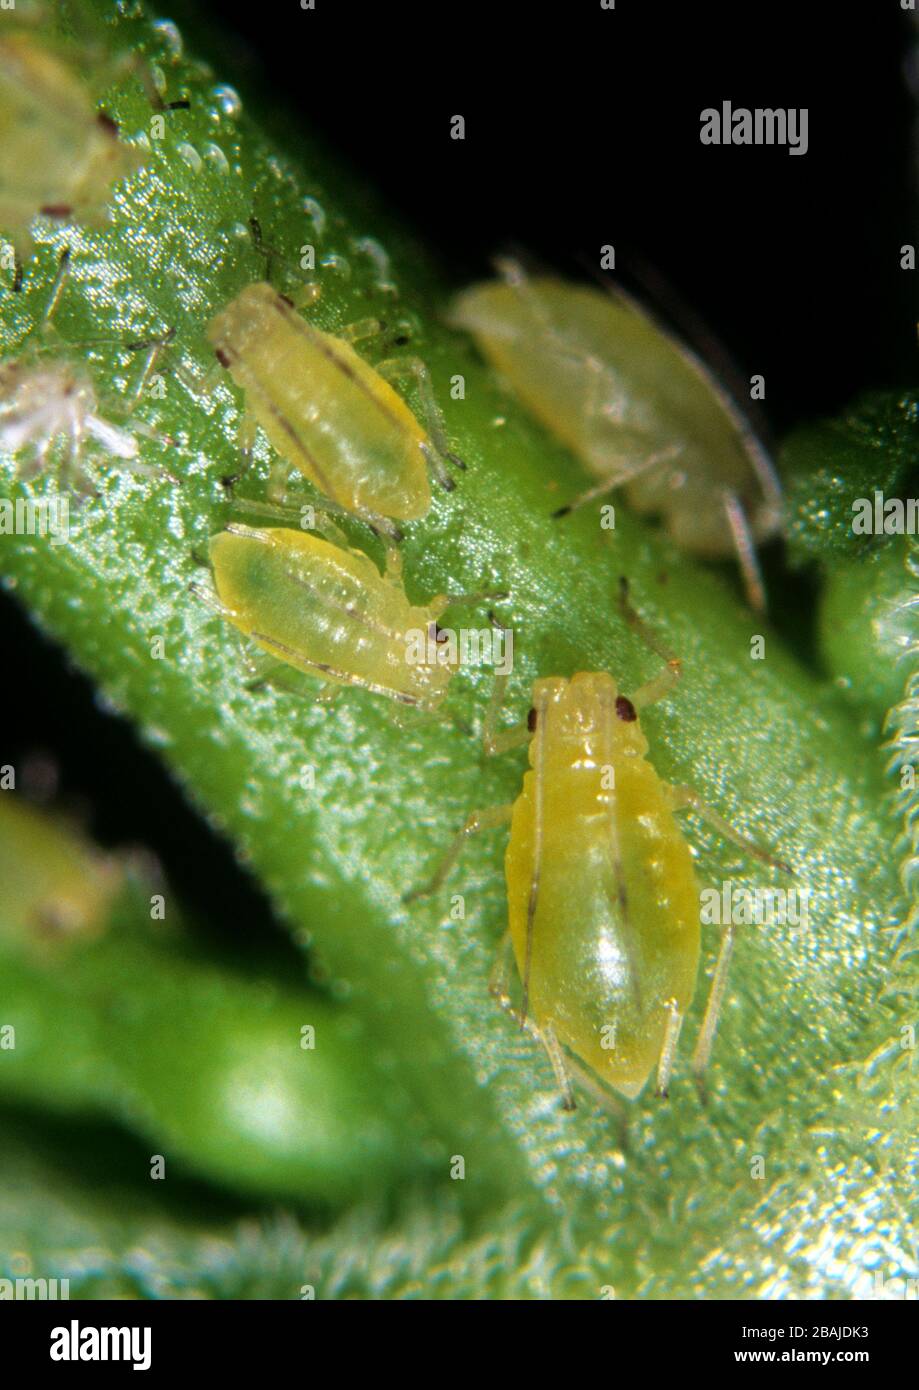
450, 270, 782, 610
206, 279, 461, 540
407, 585, 789, 1106
0, 32, 143, 282
0, 795, 124, 953
208, 523, 457, 710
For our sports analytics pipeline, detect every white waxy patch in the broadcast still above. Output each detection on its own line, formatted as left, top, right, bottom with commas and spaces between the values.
0, 360, 139, 477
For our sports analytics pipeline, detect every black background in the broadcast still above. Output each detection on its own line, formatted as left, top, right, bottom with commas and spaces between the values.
1, 0, 916, 940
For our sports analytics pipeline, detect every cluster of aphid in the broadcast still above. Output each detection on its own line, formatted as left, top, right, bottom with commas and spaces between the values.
0, 18, 790, 1113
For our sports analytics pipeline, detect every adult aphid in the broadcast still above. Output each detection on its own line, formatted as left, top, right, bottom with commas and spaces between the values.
0, 26, 188, 289
203, 522, 489, 712
203, 220, 464, 542
450, 263, 782, 612
406, 581, 791, 1107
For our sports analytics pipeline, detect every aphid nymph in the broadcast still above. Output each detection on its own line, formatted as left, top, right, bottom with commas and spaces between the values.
450, 264, 782, 611
407, 581, 790, 1107
205, 523, 464, 711
203, 221, 464, 540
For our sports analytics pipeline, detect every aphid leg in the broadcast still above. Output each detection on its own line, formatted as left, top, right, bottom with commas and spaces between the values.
629, 667, 681, 710
551, 445, 680, 519
489, 933, 575, 1110
655, 999, 685, 1099
286, 283, 321, 311
35, 248, 72, 336
478, 611, 532, 755
664, 784, 792, 874
618, 576, 683, 706
176, 358, 224, 401
562, 1054, 629, 1135
244, 656, 324, 699
248, 217, 320, 303
691, 921, 737, 1103
376, 355, 467, 486
402, 804, 513, 903
63, 412, 85, 493
228, 488, 399, 552
338, 317, 385, 346
723, 489, 768, 614
481, 672, 531, 755
110, 416, 181, 484
218, 409, 260, 490
121, 328, 177, 412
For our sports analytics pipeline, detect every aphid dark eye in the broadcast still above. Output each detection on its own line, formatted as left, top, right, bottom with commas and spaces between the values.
97, 112, 119, 136
393, 334, 410, 347
615, 695, 637, 722
215, 347, 231, 367
527, 707, 538, 731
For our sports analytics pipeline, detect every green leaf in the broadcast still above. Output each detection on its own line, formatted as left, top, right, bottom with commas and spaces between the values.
0, 797, 424, 1204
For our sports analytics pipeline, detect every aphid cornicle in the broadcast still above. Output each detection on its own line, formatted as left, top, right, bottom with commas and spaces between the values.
205, 258, 463, 540
0, 32, 143, 284
207, 523, 459, 710
450, 267, 783, 610
407, 584, 790, 1106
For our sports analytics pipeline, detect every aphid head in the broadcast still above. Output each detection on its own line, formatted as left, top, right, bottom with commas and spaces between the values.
528, 672, 650, 756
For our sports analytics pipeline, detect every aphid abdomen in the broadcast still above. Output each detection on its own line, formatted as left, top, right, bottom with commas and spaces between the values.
207, 284, 432, 521
209, 526, 450, 708
504, 674, 700, 1098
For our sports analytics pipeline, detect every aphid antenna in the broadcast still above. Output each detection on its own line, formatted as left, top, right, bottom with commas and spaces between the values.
519, 682, 553, 1023
28, 245, 176, 366
248, 216, 276, 278
442, 585, 510, 610
617, 575, 682, 676
248, 216, 301, 290
550, 443, 681, 520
